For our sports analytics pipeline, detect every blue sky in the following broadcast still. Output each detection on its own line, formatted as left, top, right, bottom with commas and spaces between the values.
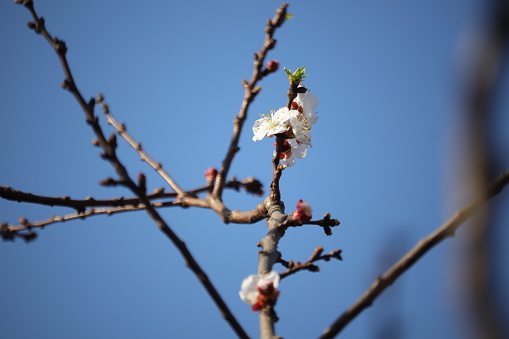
1, 0, 508, 338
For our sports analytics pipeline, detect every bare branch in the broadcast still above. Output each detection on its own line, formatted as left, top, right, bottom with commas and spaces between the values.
319, 170, 509, 339
212, 3, 289, 199
279, 246, 343, 279
278, 248, 341, 277
96, 94, 186, 197
15, 2, 249, 337
1, 176, 263, 213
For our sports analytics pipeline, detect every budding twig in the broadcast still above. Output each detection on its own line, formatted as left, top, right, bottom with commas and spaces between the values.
212, 3, 290, 199
279, 246, 343, 279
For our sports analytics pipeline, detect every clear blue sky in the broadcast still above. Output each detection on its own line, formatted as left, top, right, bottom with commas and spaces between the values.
1, 0, 508, 338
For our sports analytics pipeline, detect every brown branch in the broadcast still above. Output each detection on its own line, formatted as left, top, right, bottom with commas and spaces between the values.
212, 3, 289, 199
15, 2, 249, 337
1, 197, 267, 235
319, 170, 509, 339
1, 177, 262, 213
2, 200, 179, 232
269, 134, 286, 204
278, 246, 343, 279
0, 185, 169, 212
0, 185, 267, 236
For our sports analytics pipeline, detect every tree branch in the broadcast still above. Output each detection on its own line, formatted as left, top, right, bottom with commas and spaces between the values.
212, 3, 289, 199
1, 176, 263, 213
319, 170, 509, 339
14, 1, 249, 337
279, 246, 343, 279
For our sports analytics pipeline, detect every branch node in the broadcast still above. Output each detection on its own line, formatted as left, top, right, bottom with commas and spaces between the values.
108, 133, 117, 149
54, 38, 67, 55
88, 97, 96, 110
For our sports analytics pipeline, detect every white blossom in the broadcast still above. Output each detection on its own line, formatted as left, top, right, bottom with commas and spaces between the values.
252, 107, 296, 141
239, 271, 280, 306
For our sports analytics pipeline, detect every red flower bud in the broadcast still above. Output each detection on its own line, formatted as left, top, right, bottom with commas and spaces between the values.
291, 199, 313, 222
204, 167, 218, 182
266, 60, 280, 72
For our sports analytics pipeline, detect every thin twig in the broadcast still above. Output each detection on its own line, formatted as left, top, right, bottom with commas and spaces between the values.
96, 94, 186, 197
212, 3, 289, 199
1, 198, 268, 234
0, 185, 169, 212
319, 170, 509, 339
278, 246, 343, 279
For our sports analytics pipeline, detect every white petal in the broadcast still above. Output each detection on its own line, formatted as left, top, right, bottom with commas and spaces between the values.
295, 92, 319, 125
252, 118, 268, 141
239, 275, 259, 305
261, 271, 280, 288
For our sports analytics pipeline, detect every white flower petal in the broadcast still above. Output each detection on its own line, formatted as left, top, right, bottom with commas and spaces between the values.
289, 114, 312, 146
262, 271, 280, 289
239, 275, 259, 305
289, 139, 308, 158
295, 91, 319, 125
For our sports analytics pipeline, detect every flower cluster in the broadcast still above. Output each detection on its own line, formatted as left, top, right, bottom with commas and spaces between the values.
252, 84, 318, 168
239, 271, 280, 312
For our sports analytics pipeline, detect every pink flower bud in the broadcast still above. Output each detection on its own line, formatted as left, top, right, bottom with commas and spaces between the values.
291, 199, 313, 222
266, 60, 280, 72
204, 167, 218, 182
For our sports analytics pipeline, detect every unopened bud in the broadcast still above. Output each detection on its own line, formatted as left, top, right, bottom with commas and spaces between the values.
204, 167, 218, 182
290, 199, 313, 222
266, 60, 280, 72
99, 177, 118, 186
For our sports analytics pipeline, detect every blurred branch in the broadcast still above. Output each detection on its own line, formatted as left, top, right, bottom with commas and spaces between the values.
319, 170, 509, 339
14, 1, 249, 337
212, 3, 289, 199
462, 0, 509, 337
